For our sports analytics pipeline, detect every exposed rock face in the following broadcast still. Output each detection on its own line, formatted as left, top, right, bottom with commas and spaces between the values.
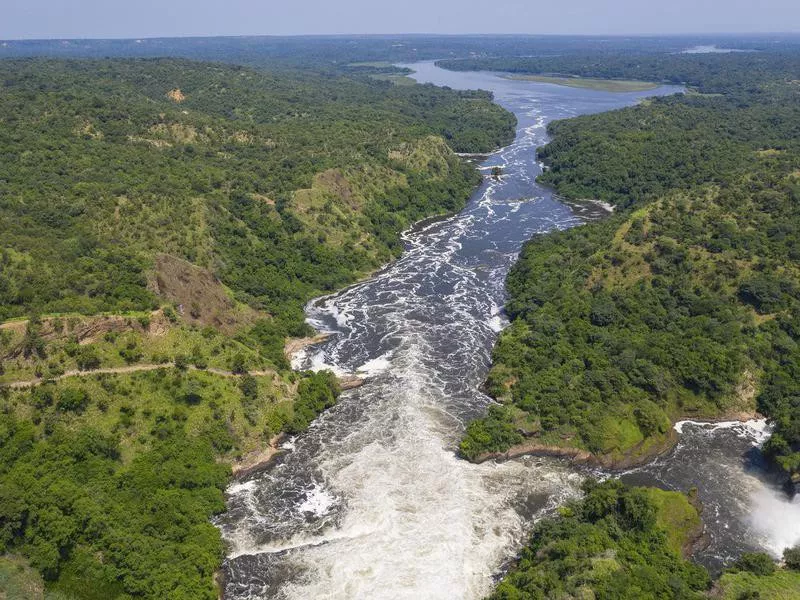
473, 428, 679, 471
166, 88, 186, 103
149, 253, 260, 333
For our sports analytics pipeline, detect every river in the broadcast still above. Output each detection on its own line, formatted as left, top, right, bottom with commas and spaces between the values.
214, 61, 799, 598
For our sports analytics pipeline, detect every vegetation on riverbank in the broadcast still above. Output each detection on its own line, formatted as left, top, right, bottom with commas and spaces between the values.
488, 479, 800, 600
0, 56, 515, 598
438, 51, 800, 95
715, 567, 800, 599
488, 480, 710, 599
458, 50, 800, 480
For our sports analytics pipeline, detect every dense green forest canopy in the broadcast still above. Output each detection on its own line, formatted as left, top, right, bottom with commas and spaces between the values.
460, 49, 800, 485
488, 480, 710, 599
0, 58, 514, 339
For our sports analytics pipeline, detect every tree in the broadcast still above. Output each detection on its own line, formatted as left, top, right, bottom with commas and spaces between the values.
239, 374, 258, 400
732, 553, 776, 576
783, 545, 800, 570
75, 346, 101, 371
230, 353, 248, 375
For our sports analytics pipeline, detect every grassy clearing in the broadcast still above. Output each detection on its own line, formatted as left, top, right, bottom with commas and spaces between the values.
0, 555, 47, 600
346, 61, 397, 68
0, 313, 270, 385
504, 74, 660, 92
368, 73, 416, 86
716, 569, 800, 599
644, 488, 703, 555
4, 367, 295, 464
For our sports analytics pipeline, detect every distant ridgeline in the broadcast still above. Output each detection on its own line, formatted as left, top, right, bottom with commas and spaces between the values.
3, 34, 800, 74
4, 34, 799, 69
452, 50, 800, 488
0, 57, 515, 598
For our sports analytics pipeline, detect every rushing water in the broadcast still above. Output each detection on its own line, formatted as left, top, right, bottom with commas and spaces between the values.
215, 62, 797, 599
623, 419, 800, 574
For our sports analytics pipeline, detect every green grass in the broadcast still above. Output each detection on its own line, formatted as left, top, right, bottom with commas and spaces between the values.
503, 74, 660, 92
346, 61, 396, 68
0, 318, 270, 385
5, 368, 294, 463
716, 569, 800, 599
0, 555, 45, 600
368, 74, 416, 86
644, 488, 702, 554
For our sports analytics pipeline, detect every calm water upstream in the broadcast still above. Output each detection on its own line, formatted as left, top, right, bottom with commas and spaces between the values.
215, 62, 798, 598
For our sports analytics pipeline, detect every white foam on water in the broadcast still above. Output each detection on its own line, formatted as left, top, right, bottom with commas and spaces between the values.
355, 351, 395, 377
298, 484, 338, 518
289, 347, 308, 371
227, 479, 257, 496
588, 199, 615, 213
674, 418, 771, 445
304, 349, 351, 377
487, 302, 507, 333
273, 367, 581, 600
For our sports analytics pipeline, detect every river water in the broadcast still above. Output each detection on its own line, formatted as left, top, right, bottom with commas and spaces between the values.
215, 62, 799, 598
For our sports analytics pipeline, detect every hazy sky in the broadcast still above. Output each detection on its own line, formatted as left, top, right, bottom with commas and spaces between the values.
2, 0, 799, 39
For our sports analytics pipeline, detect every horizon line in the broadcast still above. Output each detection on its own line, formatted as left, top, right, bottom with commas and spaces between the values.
2, 31, 800, 43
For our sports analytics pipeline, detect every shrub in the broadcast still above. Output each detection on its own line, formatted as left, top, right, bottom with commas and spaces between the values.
239, 374, 258, 400
75, 346, 101, 371
783, 545, 800, 570
57, 388, 90, 413
732, 552, 776, 576
230, 353, 248, 375
173, 354, 188, 370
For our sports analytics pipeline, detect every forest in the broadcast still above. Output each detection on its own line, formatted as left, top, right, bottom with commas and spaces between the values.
0, 56, 515, 598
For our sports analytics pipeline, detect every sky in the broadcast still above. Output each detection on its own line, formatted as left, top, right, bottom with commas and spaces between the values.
2, 0, 799, 39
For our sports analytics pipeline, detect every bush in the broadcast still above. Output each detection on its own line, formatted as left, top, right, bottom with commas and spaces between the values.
118, 343, 142, 364
732, 552, 776, 576
239, 374, 258, 400
783, 545, 800, 570
173, 354, 188, 370
56, 388, 90, 413
75, 346, 101, 371
459, 405, 523, 460
229, 353, 248, 375
163, 306, 178, 323
285, 371, 339, 434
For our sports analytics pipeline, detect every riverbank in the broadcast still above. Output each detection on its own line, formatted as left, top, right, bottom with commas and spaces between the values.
473, 410, 763, 471
230, 433, 288, 477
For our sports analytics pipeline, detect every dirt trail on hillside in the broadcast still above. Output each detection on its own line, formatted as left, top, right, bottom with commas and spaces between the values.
1, 363, 362, 390
0, 363, 277, 389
